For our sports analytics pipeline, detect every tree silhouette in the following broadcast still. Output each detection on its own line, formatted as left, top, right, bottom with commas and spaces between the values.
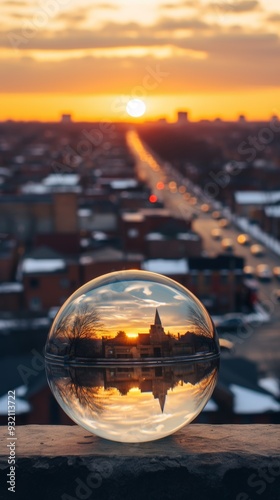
56, 367, 116, 415
50, 300, 105, 357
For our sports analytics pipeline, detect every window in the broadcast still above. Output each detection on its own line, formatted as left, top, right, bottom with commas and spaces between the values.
29, 278, 39, 289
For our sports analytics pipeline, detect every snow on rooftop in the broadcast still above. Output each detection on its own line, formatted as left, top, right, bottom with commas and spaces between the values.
0, 167, 12, 176
259, 378, 280, 398
235, 191, 280, 205
145, 233, 165, 241
203, 399, 218, 412
230, 384, 280, 414
265, 206, 280, 218
43, 174, 80, 186
0, 283, 23, 293
78, 208, 92, 217
145, 232, 199, 241
80, 256, 94, 265
16, 385, 28, 397
92, 231, 108, 241
110, 179, 138, 190
22, 258, 66, 274
178, 232, 199, 241
80, 238, 90, 248
14, 155, 25, 164
21, 183, 50, 194
142, 259, 189, 275
0, 317, 50, 333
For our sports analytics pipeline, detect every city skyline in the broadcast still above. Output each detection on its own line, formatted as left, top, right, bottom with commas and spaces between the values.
1, 0, 280, 121
66, 279, 214, 338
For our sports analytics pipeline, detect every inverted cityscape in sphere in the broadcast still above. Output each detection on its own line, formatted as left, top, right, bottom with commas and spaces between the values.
45, 270, 220, 442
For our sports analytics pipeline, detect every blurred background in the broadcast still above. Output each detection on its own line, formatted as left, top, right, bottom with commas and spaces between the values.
0, 0, 280, 425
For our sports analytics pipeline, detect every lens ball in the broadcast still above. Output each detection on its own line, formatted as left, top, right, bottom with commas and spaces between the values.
45, 270, 219, 443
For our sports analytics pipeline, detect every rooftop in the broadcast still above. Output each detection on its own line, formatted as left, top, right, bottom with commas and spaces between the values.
265, 205, 280, 218
235, 191, 280, 205
142, 259, 189, 274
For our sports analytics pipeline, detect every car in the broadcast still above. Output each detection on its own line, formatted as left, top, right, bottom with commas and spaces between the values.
250, 244, 265, 257
216, 317, 247, 335
211, 228, 222, 240
221, 238, 234, 252
237, 233, 251, 246
189, 196, 197, 206
243, 265, 255, 279
218, 218, 230, 228
212, 210, 222, 220
273, 266, 280, 281
256, 264, 272, 281
201, 203, 211, 213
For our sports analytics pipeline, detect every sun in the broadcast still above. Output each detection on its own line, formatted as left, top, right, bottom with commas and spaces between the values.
126, 98, 146, 118
126, 333, 139, 339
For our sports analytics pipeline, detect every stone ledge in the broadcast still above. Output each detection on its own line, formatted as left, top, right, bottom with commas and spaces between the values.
0, 425, 279, 500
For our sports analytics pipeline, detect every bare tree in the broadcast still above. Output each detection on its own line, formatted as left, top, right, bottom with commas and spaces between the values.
51, 300, 105, 357
56, 368, 115, 415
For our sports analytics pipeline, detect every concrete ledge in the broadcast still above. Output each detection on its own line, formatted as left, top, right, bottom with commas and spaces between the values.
0, 425, 280, 500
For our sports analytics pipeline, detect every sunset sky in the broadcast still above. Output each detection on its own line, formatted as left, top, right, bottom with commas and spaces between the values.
67, 278, 213, 337
1, 0, 280, 121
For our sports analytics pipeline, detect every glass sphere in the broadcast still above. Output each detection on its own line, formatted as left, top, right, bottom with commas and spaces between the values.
45, 270, 219, 443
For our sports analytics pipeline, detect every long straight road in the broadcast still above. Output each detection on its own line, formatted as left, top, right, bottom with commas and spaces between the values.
127, 130, 280, 378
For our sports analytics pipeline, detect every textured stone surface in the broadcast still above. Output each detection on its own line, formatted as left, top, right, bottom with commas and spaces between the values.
0, 425, 280, 500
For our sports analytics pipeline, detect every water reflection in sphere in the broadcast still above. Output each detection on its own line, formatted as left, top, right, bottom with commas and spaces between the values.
45, 270, 220, 443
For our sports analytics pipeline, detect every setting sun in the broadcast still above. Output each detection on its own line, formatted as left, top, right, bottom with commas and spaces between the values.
126, 99, 147, 118
0, 1, 280, 121
126, 333, 139, 339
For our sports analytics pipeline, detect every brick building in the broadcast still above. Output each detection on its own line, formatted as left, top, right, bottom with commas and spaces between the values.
22, 247, 80, 311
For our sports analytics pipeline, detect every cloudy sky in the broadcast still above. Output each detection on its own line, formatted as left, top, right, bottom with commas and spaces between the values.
67, 277, 213, 337
1, 0, 280, 120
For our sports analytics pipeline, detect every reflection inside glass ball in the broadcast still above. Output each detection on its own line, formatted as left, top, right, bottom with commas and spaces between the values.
45, 270, 220, 442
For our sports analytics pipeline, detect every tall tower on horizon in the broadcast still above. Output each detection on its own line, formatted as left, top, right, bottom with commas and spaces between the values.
149, 309, 166, 343
177, 111, 188, 124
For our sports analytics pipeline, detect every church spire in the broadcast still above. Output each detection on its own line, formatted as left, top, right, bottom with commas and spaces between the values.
158, 393, 166, 413
154, 309, 162, 326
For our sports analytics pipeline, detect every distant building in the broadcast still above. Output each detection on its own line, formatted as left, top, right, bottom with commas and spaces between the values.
80, 247, 142, 283
121, 208, 193, 255
261, 204, 280, 240
157, 118, 167, 124
0, 237, 17, 282
103, 309, 215, 361
61, 114, 72, 124
22, 246, 80, 311
238, 114, 246, 123
187, 255, 249, 313
177, 111, 188, 124
0, 192, 79, 241
234, 191, 280, 218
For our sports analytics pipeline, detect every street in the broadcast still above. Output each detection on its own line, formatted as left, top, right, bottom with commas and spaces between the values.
127, 130, 280, 379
